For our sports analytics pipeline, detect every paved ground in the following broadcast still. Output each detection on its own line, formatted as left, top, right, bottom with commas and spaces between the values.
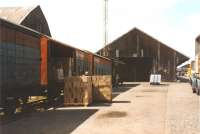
73, 83, 168, 134
0, 82, 199, 134
165, 83, 200, 134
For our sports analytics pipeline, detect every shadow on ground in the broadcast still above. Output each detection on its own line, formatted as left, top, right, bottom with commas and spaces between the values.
1, 109, 98, 134
150, 83, 169, 86
90, 100, 131, 107
112, 83, 140, 99
1, 83, 140, 134
112, 100, 131, 103
88, 83, 137, 107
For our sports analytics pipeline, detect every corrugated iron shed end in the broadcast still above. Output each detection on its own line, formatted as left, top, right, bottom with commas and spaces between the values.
0, 5, 51, 36
97, 27, 189, 65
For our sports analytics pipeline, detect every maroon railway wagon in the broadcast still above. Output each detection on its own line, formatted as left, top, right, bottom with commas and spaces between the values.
93, 54, 112, 76
0, 18, 43, 114
0, 18, 113, 115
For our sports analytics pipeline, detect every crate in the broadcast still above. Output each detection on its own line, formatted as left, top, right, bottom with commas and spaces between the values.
64, 76, 92, 106
150, 74, 161, 85
92, 75, 112, 102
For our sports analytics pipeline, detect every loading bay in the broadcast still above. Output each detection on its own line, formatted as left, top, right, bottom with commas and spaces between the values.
1, 82, 200, 134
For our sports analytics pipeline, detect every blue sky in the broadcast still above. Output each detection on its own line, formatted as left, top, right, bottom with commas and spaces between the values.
0, 0, 200, 60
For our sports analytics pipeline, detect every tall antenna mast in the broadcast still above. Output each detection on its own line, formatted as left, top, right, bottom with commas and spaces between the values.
103, 0, 108, 56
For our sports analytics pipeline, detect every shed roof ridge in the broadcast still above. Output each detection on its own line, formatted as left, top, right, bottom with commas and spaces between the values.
105, 27, 189, 58
0, 5, 38, 24
18, 5, 38, 23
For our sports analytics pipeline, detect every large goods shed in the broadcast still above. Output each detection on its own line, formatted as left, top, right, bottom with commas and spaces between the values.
97, 28, 189, 82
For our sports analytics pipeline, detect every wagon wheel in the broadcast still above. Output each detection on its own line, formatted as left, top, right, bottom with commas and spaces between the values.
21, 97, 30, 112
4, 99, 19, 115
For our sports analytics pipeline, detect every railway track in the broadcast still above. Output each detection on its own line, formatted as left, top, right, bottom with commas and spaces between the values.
0, 96, 64, 125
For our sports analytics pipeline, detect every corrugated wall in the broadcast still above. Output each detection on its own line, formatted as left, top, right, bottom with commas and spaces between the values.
21, 6, 51, 36
0, 20, 41, 97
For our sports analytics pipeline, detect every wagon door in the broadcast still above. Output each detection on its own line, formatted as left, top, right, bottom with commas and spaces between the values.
47, 40, 75, 100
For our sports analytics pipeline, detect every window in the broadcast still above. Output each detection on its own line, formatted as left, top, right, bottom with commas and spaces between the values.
116, 49, 119, 57
141, 49, 144, 57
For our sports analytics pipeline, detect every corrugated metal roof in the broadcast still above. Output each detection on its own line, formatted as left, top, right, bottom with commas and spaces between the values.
0, 17, 41, 37
97, 27, 189, 63
0, 6, 36, 24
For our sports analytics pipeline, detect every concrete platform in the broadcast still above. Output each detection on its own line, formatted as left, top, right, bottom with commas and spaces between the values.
1, 82, 200, 134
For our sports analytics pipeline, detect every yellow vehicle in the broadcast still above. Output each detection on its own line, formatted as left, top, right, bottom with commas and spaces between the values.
186, 64, 192, 78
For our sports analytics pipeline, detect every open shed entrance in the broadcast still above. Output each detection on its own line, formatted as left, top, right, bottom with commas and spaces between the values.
119, 57, 153, 82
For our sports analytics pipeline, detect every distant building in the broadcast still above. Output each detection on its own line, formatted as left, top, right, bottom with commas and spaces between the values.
195, 35, 200, 73
97, 28, 189, 81
0, 5, 51, 36
191, 60, 195, 74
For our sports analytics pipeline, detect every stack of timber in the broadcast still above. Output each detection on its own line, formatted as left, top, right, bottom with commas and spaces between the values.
92, 75, 112, 102
64, 76, 92, 106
